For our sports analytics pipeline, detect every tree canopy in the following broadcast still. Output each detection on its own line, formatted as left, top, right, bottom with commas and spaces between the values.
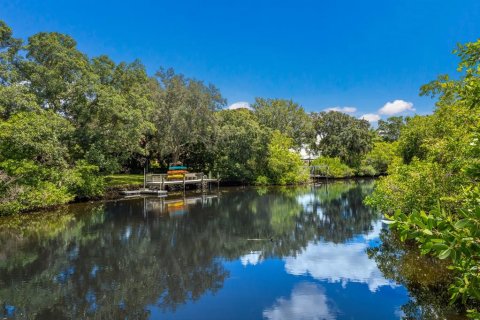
312, 111, 373, 167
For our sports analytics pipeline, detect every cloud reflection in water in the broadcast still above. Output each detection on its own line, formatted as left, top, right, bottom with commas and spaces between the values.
283, 221, 396, 292
263, 282, 337, 320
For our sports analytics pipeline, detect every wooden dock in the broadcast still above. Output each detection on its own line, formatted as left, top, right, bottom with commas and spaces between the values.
145, 173, 219, 191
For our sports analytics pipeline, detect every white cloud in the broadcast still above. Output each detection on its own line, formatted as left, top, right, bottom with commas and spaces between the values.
263, 283, 336, 320
227, 101, 252, 110
379, 100, 415, 115
325, 106, 357, 113
283, 221, 397, 292
360, 114, 381, 122
240, 251, 263, 266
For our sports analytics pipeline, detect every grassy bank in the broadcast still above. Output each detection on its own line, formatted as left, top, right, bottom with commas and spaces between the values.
105, 174, 144, 188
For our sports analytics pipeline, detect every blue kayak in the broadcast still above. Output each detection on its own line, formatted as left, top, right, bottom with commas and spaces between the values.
169, 166, 187, 170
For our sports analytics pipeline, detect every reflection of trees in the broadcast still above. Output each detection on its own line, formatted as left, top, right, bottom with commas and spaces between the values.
368, 229, 466, 320
0, 181, 380, 318
309, 181, 379, 243
0, 201, 228, 319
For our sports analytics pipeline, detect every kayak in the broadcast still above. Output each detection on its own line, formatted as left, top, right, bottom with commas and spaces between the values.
167, 174, 185, 179
167, 170, 188, 175
169, 166, 187, 170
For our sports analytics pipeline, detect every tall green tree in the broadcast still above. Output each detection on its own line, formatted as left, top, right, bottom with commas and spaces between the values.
252, 98, 314, 148
151, 68, 226, 164
377, 116, 405, 142
0, 21, 39, 120
80, 56, 155, 172
20, 32, 93, 116
214, 108, 267, 182
312, 111, 373, 167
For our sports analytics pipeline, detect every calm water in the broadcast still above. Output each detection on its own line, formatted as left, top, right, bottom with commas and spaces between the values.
0, 181, 464, 319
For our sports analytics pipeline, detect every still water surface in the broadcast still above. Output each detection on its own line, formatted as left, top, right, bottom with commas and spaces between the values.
0, 181, 463, 319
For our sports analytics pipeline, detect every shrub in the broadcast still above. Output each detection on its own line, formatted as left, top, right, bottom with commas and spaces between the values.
264, 131, 309, 185
365, 158, 463, 215
254, 175, 270, 186
310, 157, 354, 178
0, 181, 73, 215
385, 187, 480, 316
67, 161, 105, 199
363, 141, 400, 174
356, 164, 376, 177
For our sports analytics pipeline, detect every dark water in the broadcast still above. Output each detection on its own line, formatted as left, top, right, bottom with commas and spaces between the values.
0, 181, 464, 319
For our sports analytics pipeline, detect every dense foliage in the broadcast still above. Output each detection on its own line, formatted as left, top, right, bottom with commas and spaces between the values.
312, 111, 373, 167
0, 20, 403, 215
367, 39, 480, 317
0, 21, 322, 214
310, 157, 355, 178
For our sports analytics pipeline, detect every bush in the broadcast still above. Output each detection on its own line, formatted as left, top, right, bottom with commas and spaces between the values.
263, 131, 309, 185
363, 141, 400, 174
365, 158, 463, 215
356, 164, 376, 177
0, 181, 73, 215
67, 161, 105, 199
254, 175, 270, 186
310, 157, 354, 178
0, 159, 104, 215
385, 187, 480, 316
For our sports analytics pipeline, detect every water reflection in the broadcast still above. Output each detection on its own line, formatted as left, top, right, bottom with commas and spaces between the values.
284, 221, 396, 292
0, 181, 463, 319
369, 228, 466, 320
263, 283, 337, 320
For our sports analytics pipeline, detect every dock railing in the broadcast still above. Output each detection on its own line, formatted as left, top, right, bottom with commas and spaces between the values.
145, 172, 217, 190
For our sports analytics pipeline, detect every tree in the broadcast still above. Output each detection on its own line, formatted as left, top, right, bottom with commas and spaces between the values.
0, 21, 39, 120
0, 111, 73, 168
377, 116, 405, 142
80, 56, 155, 172
397, 115, 433, 164
20, 31, 93, 116
252, 98, 314, 148
151, 68, 226, 164
312, 111, 373, 167
0, 20, 22, 86
214, 109, 267, 182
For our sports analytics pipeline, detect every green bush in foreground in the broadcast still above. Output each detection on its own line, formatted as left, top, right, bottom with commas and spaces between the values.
367, 39, 480, 317
365, 158, 463, 215
385, 187, 480, 318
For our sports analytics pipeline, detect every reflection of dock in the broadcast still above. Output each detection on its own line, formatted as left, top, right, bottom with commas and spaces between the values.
145, 194, 219, 216
120, 189, 168, 196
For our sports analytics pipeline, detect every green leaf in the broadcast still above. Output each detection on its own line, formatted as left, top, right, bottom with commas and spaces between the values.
422, 229, 433, 236
431, 243, 449, 251
438, 248, 452, 259
454, 219, 471, 229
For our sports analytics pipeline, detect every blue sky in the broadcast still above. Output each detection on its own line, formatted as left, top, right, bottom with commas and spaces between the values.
1, 0, 479, 121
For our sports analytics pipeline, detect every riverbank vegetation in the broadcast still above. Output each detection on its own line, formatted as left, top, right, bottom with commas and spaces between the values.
366, 40, 480, 317
0, 21, 400, 214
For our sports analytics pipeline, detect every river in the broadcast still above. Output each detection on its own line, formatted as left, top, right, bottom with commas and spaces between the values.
0, 180, 465, 319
